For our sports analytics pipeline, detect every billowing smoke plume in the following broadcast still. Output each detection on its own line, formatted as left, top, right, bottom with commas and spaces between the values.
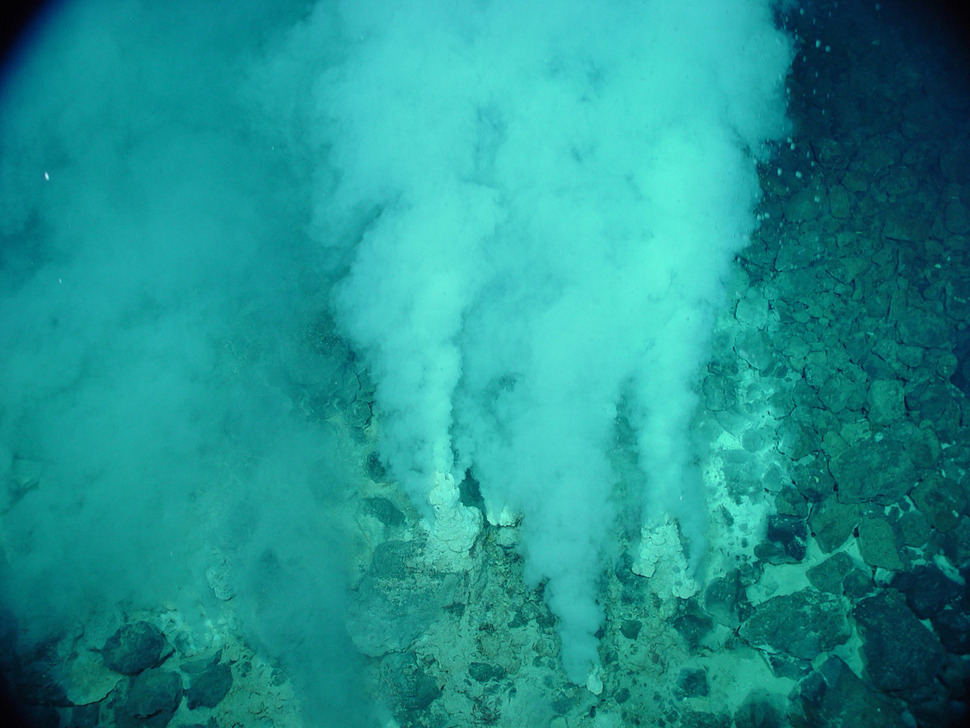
0, 1, 367, 722
0, 0, 793, 706
268, 0, 793, 681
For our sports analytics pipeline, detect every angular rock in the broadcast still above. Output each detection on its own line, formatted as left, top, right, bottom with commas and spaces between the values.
854, 590, 945, 692
777, 421, 818, 462
739, 589, 850, 661
735, 293, 770, 329
911, 475, 968, 532
808, 498, 859, 553
791, 458, 834, 503
813, 138, 850, 170
735, 330, 776, 371
102, 622, 169, 676
891, 566, 963, 619
184, 662, 232, 710
774, 486, 808, 518
867, 379, 905, 426
125, 668, 183, 722
827, 184, 852, 219
895, 309, 949, 349
897, 510, 932, 548
783, 187, 822, 223
795, 656, 906, 728
816, 365, 868, 415
905, 381, 961, 431
64, 647, 122, 706
843, 569, 874, 600
857, 517, 903, 571
829, 438, 915, 505
807, 552, 854, 594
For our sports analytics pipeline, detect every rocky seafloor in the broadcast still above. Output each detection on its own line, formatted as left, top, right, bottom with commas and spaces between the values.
3, 1, 970, 727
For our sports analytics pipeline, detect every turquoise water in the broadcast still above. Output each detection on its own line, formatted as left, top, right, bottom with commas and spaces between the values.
1, 1, 969, 727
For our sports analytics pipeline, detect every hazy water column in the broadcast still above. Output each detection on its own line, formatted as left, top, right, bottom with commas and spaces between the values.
274, 0, 794, 682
